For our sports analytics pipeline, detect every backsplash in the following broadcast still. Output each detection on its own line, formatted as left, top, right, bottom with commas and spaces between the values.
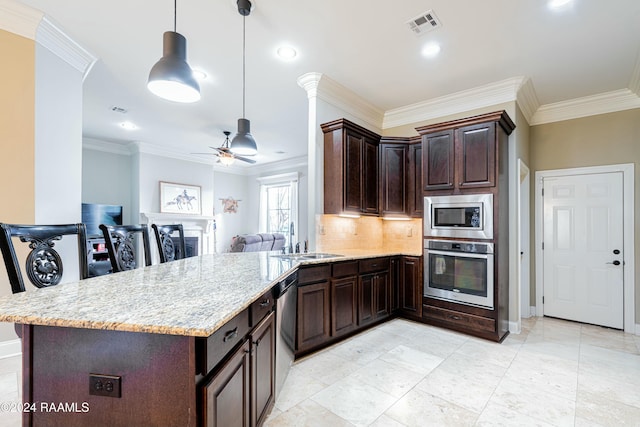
316, 215, 422, 254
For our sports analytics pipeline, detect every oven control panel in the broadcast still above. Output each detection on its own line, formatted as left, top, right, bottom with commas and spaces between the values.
425, 239, 493, 254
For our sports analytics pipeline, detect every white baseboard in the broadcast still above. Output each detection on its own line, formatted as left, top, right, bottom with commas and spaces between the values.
636, 324, 640, 336
508, 321, 521, 334
0, 339, 21, 359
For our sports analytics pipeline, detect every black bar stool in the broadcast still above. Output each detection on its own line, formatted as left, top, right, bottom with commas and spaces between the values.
151, 224, 187, 263
99, 224, 152, 273
0, 223, 88, 294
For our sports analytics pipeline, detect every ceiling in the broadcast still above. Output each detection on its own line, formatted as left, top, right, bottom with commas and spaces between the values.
17, 0, 640, 168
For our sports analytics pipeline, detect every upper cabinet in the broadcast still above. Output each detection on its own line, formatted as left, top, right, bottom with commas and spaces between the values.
379, 138, 408, 217
407, 137, 423, 217
322, 119, 380, 216
417, 111, 515, 194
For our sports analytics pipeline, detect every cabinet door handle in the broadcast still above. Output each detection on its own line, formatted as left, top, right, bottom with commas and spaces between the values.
449, 315, 461, 321
259, 299, 271, 307
223, 327, 238, 342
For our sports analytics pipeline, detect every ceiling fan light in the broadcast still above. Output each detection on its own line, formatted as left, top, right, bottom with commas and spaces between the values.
230, 118, 258, 156
148, 31, 201, 103
218, 153, 236, 166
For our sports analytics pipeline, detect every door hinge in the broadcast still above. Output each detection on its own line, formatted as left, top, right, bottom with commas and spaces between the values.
542, 296, 544, 304
542, 188, 544, 197
542, 242, 544, 250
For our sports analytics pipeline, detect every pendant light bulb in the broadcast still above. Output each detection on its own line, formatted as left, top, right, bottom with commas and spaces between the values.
147, 1, 200, 103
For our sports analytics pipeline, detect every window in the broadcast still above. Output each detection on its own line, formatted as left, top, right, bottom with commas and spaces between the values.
258, 173, 298, 252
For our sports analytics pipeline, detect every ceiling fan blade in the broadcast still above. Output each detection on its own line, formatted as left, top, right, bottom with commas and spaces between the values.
235, 155, 257, 164
191, 152, 218, 155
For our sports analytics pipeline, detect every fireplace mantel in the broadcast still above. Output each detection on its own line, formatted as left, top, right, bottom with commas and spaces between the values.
140, 212, 215, 256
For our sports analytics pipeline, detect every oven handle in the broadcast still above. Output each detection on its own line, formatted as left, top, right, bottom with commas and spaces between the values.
425, 249, 493, 260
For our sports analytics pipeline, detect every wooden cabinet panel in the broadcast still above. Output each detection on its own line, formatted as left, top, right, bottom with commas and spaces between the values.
423, 304, 496, 334
297, 281, 331, 352
201, 340, 251, 427
408, 142, 423, 217
390, 257, 400, 312
379, 143, 407, 216
322, 119, 380, 215
400, 256, 422, 316
345, 134, 363, 212
456, 123, 496, 189
362, 139, 379, 214
251, 312, 275, 427
331, 276, 358, 337
358, 274, 376, 326
422, 130, 454, 191
374, 271, 390, 319
198, 308, 250, 376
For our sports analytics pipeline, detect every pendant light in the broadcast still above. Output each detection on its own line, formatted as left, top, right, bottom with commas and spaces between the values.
147, 0, 201, 103
230, 0, 258, 156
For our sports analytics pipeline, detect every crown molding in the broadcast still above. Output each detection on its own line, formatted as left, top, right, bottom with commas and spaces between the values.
246, 155, 308, 177
516, 77, 540, 124
37, 16, 97, 76
383, 76, 525, 129
530, 89, 640, 125
0, 0, 43, 40
299, 72, 384, 132
83, 138, 133, 156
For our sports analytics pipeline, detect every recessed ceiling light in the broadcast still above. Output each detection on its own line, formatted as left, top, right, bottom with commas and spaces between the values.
192, 69, 207, 81
276, 46, 297, 61
120, 121, 137, 130
422, 42, 441, 58
548, 0, 573, 10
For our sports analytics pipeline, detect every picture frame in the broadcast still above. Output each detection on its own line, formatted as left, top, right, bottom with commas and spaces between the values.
160, 181, 202, 215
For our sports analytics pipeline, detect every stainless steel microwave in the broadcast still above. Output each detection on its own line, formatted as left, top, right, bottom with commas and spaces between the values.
424, 194, 493, 240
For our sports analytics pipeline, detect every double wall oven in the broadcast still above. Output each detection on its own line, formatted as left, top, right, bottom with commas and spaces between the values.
423, 194, 495, 310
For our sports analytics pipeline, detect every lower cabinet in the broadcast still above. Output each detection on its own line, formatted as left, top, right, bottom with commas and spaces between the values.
200, 311, 275, 427
297, 280, 331, 352
331, 275, 358, 337
399, 256, 422, 318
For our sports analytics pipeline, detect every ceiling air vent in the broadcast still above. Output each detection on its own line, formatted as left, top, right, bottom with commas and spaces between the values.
110, 106, 128, 114
406, 10, 442, 36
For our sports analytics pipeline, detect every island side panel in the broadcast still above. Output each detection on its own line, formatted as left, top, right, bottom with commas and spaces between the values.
23, 325, 197, 427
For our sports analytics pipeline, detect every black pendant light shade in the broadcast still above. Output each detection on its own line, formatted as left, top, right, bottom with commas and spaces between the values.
148, 31, 200, 103
230, 0, 258, 157
230, 118, 257, 155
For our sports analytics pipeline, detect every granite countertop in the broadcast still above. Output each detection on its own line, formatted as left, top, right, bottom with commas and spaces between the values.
0, 250, 420, 337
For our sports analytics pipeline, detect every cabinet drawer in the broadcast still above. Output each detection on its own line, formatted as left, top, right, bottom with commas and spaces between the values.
197, 308, 250, 376
298, 264, 331, 284
332, 260, 358, 278
359, 257, 389, 274
250, 289, 275, 328
424, 305, 495, 333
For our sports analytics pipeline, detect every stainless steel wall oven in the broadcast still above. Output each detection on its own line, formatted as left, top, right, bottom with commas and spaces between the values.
424, 239, 494, 309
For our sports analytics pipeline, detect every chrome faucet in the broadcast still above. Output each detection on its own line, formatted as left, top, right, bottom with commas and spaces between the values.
295, 243, 300, 253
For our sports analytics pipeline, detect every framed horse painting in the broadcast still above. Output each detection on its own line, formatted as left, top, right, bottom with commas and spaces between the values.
160, 181, 202, 215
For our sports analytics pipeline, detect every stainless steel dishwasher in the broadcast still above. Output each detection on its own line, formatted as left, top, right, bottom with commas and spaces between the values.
273, 270, 297, 398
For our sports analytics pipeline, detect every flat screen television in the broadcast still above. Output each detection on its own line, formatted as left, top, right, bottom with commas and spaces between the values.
82, 203, 123, 237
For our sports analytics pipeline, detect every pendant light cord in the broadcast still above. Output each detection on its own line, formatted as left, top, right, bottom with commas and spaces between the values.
173, 0, 177, 32
242, 15, 246, 119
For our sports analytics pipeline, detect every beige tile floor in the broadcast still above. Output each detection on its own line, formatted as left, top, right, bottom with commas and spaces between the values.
0, 316, 638, 426
265, 317, 640, 427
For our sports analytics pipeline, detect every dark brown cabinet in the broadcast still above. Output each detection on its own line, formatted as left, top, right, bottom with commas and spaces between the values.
379, 140, 408, 217
331, 275, 358, 337
202, 340, 251, 427
322, 119, 380, 215
200, 310, 275, 427
297, 280, 331, 352
407, 139, 423, 217
399, 256, 422, 318
417, 111, 514, 194
358, 258, 391, 326
250, 312, 275, 427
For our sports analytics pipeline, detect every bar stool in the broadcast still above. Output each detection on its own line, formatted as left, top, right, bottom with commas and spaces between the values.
0, 223, 88, 294
99, 224, 152, 273
151, 224, 187, 263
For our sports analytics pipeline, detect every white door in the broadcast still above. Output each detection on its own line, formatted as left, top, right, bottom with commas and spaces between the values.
542, 172, 624, 329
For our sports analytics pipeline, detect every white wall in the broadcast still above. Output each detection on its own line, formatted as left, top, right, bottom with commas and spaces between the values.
136, 151, 214, 218
82, 145, 133, 224
213, 170, 250, 252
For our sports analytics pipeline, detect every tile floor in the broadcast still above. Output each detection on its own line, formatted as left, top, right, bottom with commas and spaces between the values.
264, 317, 640, 427
0, 316, 638, 426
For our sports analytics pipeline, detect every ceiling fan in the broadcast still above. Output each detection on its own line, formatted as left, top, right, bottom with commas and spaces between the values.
194, 131, 256, 165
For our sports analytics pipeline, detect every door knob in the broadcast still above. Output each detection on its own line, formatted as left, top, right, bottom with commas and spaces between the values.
606, 260, 621, 266
613, 249, 620, 254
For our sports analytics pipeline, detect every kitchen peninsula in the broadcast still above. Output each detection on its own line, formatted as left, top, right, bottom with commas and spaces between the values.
0, 249, 418, 427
